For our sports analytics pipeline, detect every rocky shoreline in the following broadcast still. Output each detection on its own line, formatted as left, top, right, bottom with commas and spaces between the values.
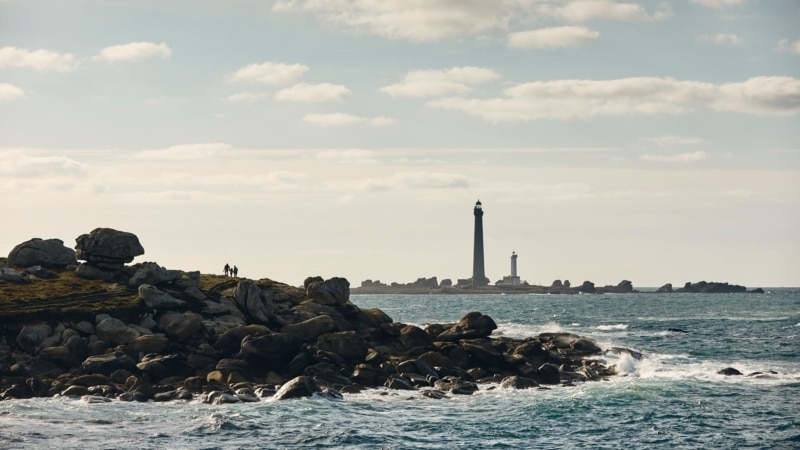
0, 228, 628, 403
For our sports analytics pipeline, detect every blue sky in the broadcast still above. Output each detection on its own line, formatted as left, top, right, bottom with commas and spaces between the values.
1, 0, 799, 287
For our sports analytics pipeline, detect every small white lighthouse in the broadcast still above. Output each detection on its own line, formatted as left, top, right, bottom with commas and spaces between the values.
497, 251, 522, 286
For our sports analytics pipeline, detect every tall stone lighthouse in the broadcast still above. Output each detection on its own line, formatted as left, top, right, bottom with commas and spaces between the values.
472, 200, 488, 286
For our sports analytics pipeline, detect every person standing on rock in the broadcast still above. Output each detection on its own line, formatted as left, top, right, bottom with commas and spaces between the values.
224, 263, 230, 277
233, 266, 238, 277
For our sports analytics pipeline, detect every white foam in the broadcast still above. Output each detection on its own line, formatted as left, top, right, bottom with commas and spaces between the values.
596, 324, 629, 331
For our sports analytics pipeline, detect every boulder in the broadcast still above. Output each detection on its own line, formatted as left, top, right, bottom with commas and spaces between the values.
128, 262, 181, 288
234, 280, 273, 324
436, 312, 497, 342
273, 375, 322, 400
718, 367, 743, 376
433, 376, 478, 395
159, 311, 203, 343
81, 352, 137, 375
538, 363, 561, 384
282, 315, 336, 342
656, 283, 673, 293
1, 267, 29, 283
74, 228, 144, 269
305, 277, 350, 306
398, 325, 434, 351
75, 263, 116, 281
8, 238, 77, 268
500, 375, 539, 389
16, 324, 52, 355
25, 266, 57, 279
315, 331, 369, 361
96, 317, 142, 345
579, 281, 596, 293
139, 284, 186, 309
238, 332, 302, 369
128, 334, 170, 355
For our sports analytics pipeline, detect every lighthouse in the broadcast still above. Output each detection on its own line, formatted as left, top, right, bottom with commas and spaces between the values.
472, 200, 488, 286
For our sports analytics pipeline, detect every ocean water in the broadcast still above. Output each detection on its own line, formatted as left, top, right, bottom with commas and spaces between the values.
1, 290, 798, 449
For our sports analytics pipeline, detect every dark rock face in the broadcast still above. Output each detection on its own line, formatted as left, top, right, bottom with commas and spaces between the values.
305, 277, 350, 306
435, 312, 497, 342
579, 281, 596, 293
718, 367, 743, 376
8, 238, 77, 268
74, 228, 144, 271
677, 281, 748, 294
656, 283, 673, 293
273, 375, 322, 400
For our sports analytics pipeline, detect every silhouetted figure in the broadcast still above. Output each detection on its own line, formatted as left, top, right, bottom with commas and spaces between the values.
232, 266, 238, 277
224, 263, 230, 277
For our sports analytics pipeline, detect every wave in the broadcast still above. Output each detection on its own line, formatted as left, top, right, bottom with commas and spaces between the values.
596, 324, 629, 331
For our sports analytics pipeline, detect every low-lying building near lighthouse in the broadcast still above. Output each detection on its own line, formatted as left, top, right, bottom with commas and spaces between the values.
498, 251, 522, 286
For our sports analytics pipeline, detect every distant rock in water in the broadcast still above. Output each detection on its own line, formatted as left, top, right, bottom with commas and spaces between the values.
8, 238, 77, 268
656, 283, 673, 293
676, 281, 748, 294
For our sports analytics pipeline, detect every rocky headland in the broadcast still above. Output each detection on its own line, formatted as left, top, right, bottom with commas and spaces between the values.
0, 228, 626, 404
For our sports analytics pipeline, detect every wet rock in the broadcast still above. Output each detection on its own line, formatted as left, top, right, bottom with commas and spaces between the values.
274, 375, 322, 400
81, 352, 137, 375
8, 238, 77, 268
384, 375, 415, 390
538, 363, 561, 385
718, 367, 743, 376
500, 376, 539, 389
433, 376, 478, 395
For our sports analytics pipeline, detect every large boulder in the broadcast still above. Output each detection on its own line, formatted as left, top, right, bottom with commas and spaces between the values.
305, 277, 350, 306
8, 238, 77, 268
158, 311, 203, 343
74, 263, 116, 281
74, 228, 144, 269
282, 315, 336, 342
315, 331, 369, 361
238, 332, 302, 369
81, 352, 137, 375
139, 284, 186, 309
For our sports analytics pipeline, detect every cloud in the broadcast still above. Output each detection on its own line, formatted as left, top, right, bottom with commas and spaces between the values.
0, 150, 88, 177
699, 33, 742, 46
0, 46, 76, 72
225, 92, 269, 102
315, 149, 379, 164
428, 76, 800, 122
94, 42, 172, 62
228, 61, 309, 85
642, 135, 704, 146
508, 26, 600, 49
689, 0, 745, 9
777, 39, 800, 55
272, 0, 512, 42
134, 143, 233, 160
0, 83, 25, 102
275, 83, 351, 102
358, 171, 470, 191
640, 151, 709, 162
303, 113, 394, 127
381, 66, 500, 98
538, 0, 670, 23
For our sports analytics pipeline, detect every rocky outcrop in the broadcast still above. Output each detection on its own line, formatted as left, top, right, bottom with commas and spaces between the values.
74, 228, 144, 280
0, 264, 620, 404
8, 238, 77, 268
676, 281, 747, 294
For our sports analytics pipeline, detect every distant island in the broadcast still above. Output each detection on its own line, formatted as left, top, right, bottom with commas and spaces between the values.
354, 277, 765, 295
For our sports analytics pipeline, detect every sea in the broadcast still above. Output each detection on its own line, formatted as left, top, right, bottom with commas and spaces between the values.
1, 290, 798, 449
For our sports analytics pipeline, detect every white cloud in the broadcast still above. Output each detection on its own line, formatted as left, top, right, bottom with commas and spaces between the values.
0, 83, 25, 102
699, 33, 742, 46
0, 46, 76, 72
640, 151, 709, 162
94, 42, 172, 62
690, 0, 745, 9
358, 171, 470, 191
539, 0, 670, 23
777, 39, 800, 55
302, 113, 393, 127
508, 26, 600, 49
272, 0, 513, 42
134, 143, 233, 160
428, 76, 800, 122
228, 61, 309, 85
275, 83, 351, 102
225, 92, 269, 102
642, 135, 704, 146
381, 66, 500, 98
0, 150, 88, 177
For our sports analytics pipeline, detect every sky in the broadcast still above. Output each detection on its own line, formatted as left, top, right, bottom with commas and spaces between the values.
1, 0, 799, 288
